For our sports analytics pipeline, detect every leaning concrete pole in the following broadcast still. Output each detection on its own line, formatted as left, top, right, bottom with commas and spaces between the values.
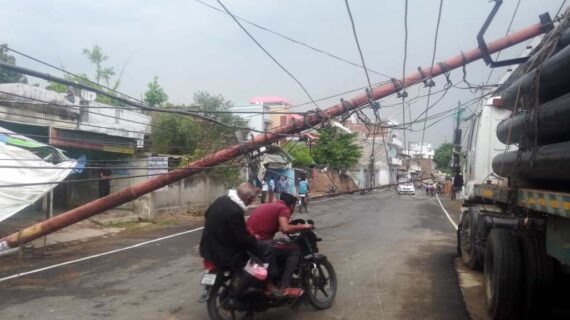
0, 19, 551, 252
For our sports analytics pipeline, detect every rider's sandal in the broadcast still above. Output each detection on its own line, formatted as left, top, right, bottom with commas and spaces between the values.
266, 288, 284, 298
280, 288, 304, 297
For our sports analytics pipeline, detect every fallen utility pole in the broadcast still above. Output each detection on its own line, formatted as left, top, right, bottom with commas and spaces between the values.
0, 18, 551, 253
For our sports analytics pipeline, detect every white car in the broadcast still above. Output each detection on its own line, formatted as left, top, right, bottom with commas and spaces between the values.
397, 183, 415, 195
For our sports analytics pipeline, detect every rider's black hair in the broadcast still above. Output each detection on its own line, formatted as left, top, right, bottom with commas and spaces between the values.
279, 192, 298, 207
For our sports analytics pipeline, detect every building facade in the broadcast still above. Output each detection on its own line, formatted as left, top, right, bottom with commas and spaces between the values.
0, 83, 151, 210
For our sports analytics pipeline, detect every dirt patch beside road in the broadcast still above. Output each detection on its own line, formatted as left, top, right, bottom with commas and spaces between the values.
455, 258, 487, 320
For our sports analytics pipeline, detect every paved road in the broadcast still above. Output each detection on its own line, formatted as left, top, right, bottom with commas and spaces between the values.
0, 190, 468, 320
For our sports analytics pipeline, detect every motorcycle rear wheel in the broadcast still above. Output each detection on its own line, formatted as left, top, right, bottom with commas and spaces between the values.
303, 258, 337, 310
206, 278, 252, 320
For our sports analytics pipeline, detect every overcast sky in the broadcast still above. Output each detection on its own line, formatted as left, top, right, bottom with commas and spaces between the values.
2, 0, 566, 147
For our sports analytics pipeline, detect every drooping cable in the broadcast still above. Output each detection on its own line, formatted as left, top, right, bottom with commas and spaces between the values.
192, 0, 393, 79
419, 0, 445, 157
401, 0, 409, 154
215, 0, 321, 110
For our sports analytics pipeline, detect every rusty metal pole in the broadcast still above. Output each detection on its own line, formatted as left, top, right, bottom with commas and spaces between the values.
0, 21, 549, 252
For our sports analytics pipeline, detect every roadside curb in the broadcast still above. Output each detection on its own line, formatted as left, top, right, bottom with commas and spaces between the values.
29, 227, 124, 249
455, 258, 487, 320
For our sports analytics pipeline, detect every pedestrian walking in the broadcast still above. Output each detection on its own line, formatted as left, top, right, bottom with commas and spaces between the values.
278, 176, 289, 197
451, 172, 463, 200
260, 179, 268, 203
268, 177, 276, 203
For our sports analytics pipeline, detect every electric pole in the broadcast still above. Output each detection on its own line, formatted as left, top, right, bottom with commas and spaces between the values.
452, 101, 464, 173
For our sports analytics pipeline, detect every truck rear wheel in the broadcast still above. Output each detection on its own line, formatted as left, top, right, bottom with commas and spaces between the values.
460, 207, 481, 270
519, 230, 554, 319
484, 229, 522, 320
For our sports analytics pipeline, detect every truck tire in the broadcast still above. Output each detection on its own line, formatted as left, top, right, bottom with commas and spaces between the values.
460, 207, 481, 270
519, 231, 554, 319
484, 229, 522, 320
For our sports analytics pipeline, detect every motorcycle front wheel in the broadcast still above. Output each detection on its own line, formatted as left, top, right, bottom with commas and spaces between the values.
206, 278, 253, 320
303, 258, 337, 310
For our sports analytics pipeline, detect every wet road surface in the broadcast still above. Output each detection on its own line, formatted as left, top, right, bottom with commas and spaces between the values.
0, 190, 468, 319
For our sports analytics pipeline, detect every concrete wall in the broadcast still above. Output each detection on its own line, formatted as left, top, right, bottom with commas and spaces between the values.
129, 173, 228, 219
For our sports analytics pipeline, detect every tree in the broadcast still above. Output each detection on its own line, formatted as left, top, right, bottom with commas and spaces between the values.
46, 73, 91, 93
192, 91, 247, 127
312, 127, 362, 172
44, 45, 128, 106
190, 91, 248, 149
283, 141, 314, 167
151, 111, 199, 155
82, 45, 115, 87
434, 142, 453, 172
144, 76, 168, 106
0, 44, 27, 83
150, 91, 246, 155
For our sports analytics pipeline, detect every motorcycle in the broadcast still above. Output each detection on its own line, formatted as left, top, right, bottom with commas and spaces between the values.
425, 183, 435, 197
199, 219, 337, 319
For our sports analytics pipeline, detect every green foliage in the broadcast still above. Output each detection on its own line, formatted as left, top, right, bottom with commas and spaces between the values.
44, 45, 129, 106
190, 91, 248, 149
192, 91, 248, 127
312, 127, 361, 171
82, 45, 115, 87
283, 141, 314, 167
151, 111, 199, 155
144, 76, 168, 106
46, 73, 91, 93
0, 44, 27, 83
434, 142, 453, 172
150, 91, 246, 156
150, 92, 248, 187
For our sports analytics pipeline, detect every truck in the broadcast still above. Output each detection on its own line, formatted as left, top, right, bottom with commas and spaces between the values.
458, 10, 570, 320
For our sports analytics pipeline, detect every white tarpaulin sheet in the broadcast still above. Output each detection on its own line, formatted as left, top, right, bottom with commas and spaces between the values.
0, 136, 77, 222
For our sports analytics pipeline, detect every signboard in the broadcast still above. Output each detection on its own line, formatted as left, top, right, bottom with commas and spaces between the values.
49, 128, 135, 154
148, 156, 169, 191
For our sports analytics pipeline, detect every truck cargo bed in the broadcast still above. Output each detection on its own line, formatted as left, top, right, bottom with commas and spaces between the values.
474, 184, 570, 218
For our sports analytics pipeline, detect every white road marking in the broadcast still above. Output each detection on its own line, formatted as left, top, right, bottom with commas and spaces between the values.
436, 193, 458, 231
0, 196, 343, 283
0, 226, 204, 283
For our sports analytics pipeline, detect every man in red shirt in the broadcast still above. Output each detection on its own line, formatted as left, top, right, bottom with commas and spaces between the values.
246, 193, 312, 297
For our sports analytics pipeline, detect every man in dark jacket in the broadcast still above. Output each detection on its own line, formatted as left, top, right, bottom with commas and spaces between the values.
199, 182, 261, 269
452, 172, 464, 200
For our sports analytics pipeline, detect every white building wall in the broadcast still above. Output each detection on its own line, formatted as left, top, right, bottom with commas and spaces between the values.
230, 104, 272, 135
78, 101, 150, 148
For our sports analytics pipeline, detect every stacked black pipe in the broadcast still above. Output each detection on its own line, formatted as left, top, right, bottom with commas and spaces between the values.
492, 26, 570, 183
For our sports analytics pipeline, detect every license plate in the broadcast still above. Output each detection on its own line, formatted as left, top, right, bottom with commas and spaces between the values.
200, 273, 217, 285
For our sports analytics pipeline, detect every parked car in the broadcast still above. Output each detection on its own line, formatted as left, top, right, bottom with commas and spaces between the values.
397, 183, 415, 195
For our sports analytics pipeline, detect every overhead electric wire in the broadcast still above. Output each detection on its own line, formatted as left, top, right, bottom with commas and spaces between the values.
0, 130, 231, 154
419, 0, 445, 154
0, 90, 296, 147
556, 0, 568, 19
192, 0, 393, 79
0, 90, 298, 142
344, 0, 390, 187
7, 44, 395, 119
408, 94, 490, 132
214, 0, 321, 110
0, 60, 286, 135
5, 46, 146, 106
0, 164, 237, 170
344, 0, 374, 92
0, 166, 236, 188
401, 0, 409, 150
